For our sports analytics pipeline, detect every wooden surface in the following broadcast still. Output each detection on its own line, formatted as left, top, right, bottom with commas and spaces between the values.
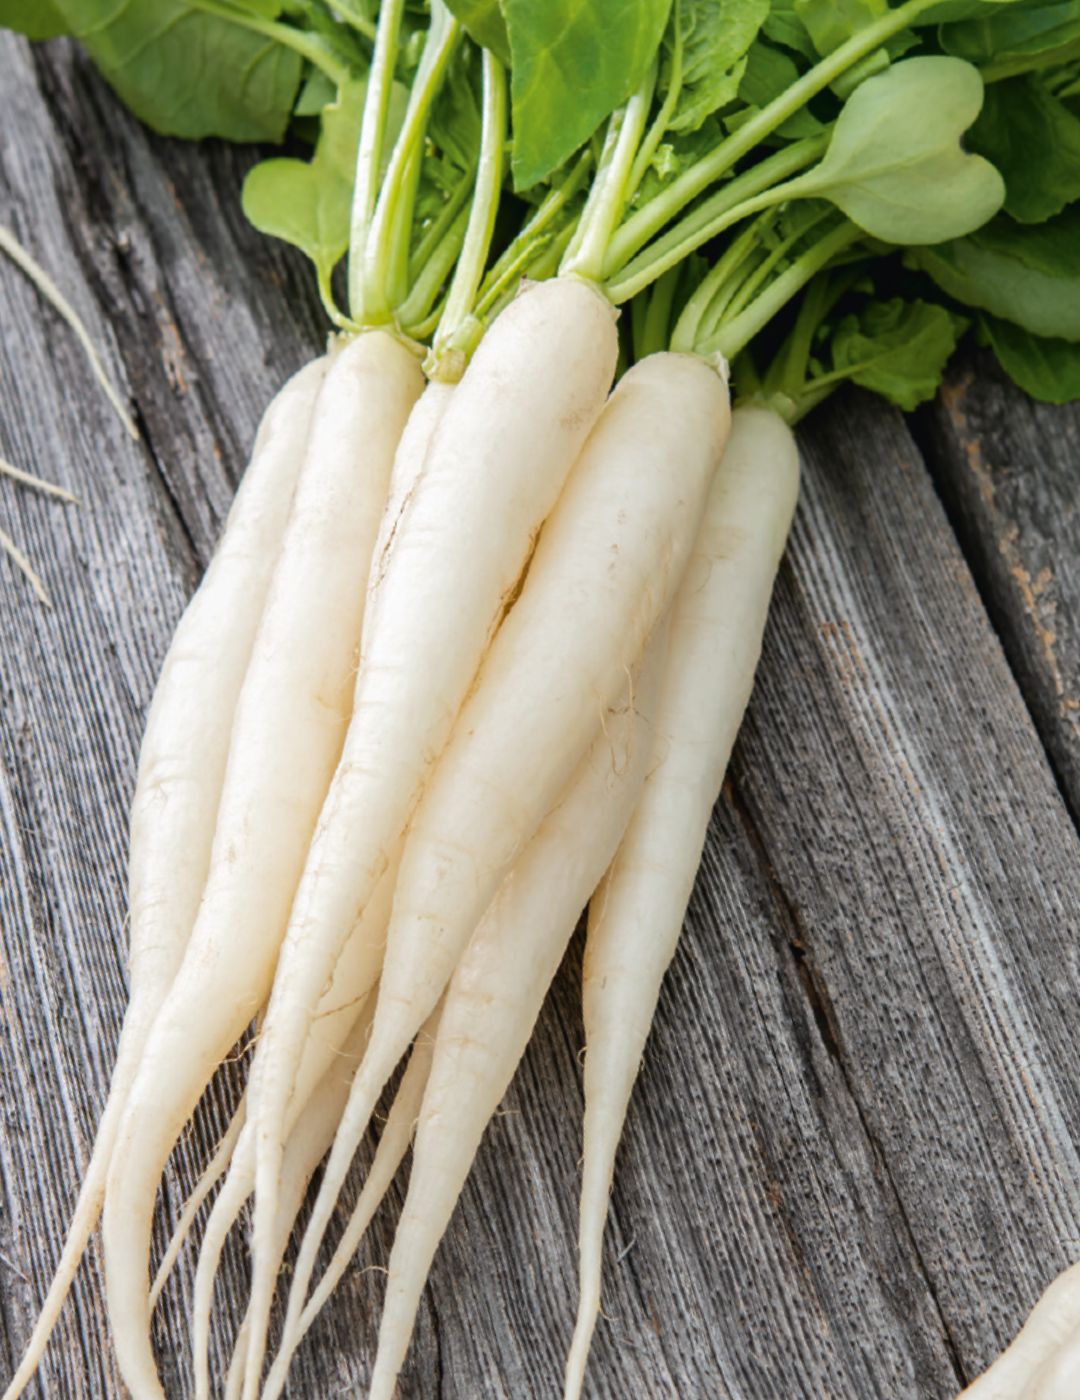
2, 32, 1080, 1400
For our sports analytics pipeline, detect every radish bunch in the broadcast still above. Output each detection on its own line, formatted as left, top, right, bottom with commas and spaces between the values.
8, 0, 1075, 1395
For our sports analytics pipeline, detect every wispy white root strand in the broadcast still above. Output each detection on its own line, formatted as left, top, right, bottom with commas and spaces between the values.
0, 457, 78, 505
0, 525, 50, 606
149, 1100, 246, 1309
0, 225, 139, 441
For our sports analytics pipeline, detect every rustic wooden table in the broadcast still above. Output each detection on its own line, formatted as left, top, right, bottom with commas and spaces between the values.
2, 32, 1080, 1400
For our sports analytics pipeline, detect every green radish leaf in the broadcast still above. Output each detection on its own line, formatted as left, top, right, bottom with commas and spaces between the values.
967, 75, 1080, 223
906, 210, 1080, 340
632, 118, 725, 207
794, 0, 885, 57
0, 0, 68, 38
295, 69, 338, 117
828, 297, 964, 408
221, 0, 283, 17
736, 40, 826, 137
242, 79, 364, 287
941, 2, 1080, 60
981, 313, 1080, 402
787, 56, 1004, 244
668, 0, 768, 134
443, 0, 510, 64
761, 3, 818, 59
53, 0, 302, 142
914, 0, 1029, 23
503, 0, 673, 189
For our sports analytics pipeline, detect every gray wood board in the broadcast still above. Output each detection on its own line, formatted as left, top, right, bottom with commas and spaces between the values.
918, 353, 1080, 825
2, 31, 1080, 1400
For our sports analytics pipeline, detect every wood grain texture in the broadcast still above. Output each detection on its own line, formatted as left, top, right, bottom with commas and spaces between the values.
2, 30, 1080, 1400
918, 351, 1080, 824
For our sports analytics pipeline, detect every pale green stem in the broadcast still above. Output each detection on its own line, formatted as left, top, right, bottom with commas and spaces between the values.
0, 225, 138, 440
759, 266, 834, 401
386, 142, 424, 310
362, 2, 460, 321
348, 0, 406, 319
723, 205, 834, 322
316, 268, 357, 332
604, 0, 941, 276
408, 171, 474, 283
636, 266, 680, 360
456, 222, 577, 366
702, 222, 865, 359
428, 52, 507, 379
326, 0, 377, 42
669, 219, 764, 354
397, 204, 470, 331
561, 66, 656, 283
606, 136, 828, 304
628, 15, 684, 195
476, 152, 591, 307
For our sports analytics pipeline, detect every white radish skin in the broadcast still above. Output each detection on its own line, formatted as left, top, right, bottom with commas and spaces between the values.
369, 379, 453, 583
0, 355, 326, 1400
279, 351, 730, 1351
1030, 1322, 1080, 1399
260, 1007, 442, 1400
363, 637, 665, 1400
220, 1008, 378, 1400
103, 331, 422, 1400
244, 276, 618, 1392
564, 405, 800, 1400
960, 1263, 1080, 1398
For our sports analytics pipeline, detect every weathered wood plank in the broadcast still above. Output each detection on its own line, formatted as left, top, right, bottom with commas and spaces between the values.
918, 352, 1080, 825
729, 394, 1080, 1387
3, 28, 1080, 1400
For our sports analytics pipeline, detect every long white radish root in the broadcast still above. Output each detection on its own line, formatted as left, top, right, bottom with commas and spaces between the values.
260, 1007, 442, 1400
278, 350, 729, 1351
243, 276, 618, 1390
960, 1263, 1080, 1398
0, 354, 327, 1400
149, 1098, 247, 1309
102, 331, 422, 1399
190, 856, 401, 1398
564, 405, 800, 1400
359, 637, 665, 1400
189, 993, 373, 1400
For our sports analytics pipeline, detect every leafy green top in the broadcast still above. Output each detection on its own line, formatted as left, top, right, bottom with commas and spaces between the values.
5, 0, 1080, 407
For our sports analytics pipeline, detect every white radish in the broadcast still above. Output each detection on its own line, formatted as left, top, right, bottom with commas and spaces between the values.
158, 382, 450, 1355
360, 637, 665, 1400
564, 405, 800, 1400
960, 1263, 1080, 1398
243, 276, 618, 1390
277, 350, 730, 1372
190, 998, 373, 1400
189, 857, 401, 1398
1030, 1322, 1080, 1399
0, 354, 326, 1400
102, 330, 422, 1399
369, 379, 453, 583
149, 1097, 247, 1309
259, 1007, 442, 1400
